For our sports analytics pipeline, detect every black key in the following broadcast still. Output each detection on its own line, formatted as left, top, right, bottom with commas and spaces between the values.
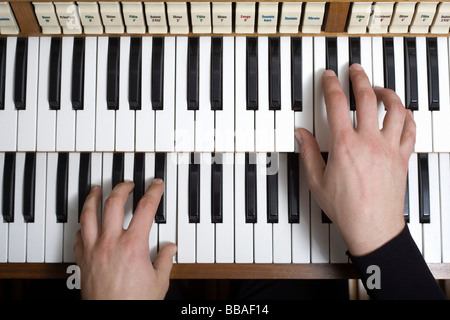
321, 152, 332, 224
78, 153, 91, 222
266, 153, 278, 223
133, 153, 145, 212
211, 37, 223, 111
154, 153, 166, 223
268, 37, 281, 111
71, 37, 85, 110
112, 152, 124, 189
245, 153, 257, 223
349, 37, 360, 112
211, 154, 223, 223
404, 174, 410, 223
187, 37, 199, 111
14, 37, 28, 110
48, 37, 62, 110
151, 37, 164, 110
383, 37, 395, 91
107, 37, 120, 110
326, 37, 338, 76
129, 37, 142, 111
56, 153, 69, 223
189, 153, 200, 223
426, 37, 439, 111
0, 38, 6, 110
404, 37, 418, 111
246, 37, 258, 111
418, 153, 430, 224
287, 153, 300, 223
2, 153, 15, 222
23, 152, 36, 223
291, 37, 302, 112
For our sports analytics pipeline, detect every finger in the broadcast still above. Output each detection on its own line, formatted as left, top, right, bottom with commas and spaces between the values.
322, 70, 353, 136
74, 229, 84, 265
154, 243, 177, 280
295, 128, 326, 193
349, 63, 379, 132
399, 109, 416, 160
128, 178, 164, 241
374, 87, 407, 144
79, 185, 101, 249
102, 181, 135, 236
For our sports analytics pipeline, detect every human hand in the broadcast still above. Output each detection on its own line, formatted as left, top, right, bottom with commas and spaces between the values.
74, 179, 177, 300
295, 63, 416, 257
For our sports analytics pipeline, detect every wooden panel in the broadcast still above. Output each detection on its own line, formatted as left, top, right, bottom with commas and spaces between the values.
10, 1, 40, 36
324, 2, 350, 33
1, 263, 450, 279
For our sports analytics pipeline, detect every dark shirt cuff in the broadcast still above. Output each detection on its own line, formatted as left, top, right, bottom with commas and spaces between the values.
347, 225, 446, 300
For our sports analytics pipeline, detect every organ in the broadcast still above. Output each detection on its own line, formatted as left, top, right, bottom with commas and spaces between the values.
0, 0, 450, 282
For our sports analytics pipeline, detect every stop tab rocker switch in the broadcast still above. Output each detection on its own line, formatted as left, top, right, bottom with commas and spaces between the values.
389, 2, 416, 33
409, 2, 438, 33
257, 2, 278, 34
33, 2, 61, 34
212, 2, 232, 34
235, 2, 255, 34
347, 2, 371, 34
301, 2, 325, 34
368, 2, 395, 34
99, 1, 124, 34
190, 2, 211, 33
77, 2, 103, 34
122, 2, 146, 34
166, 2, 189, 34
0, 2, 19, 34
279, 2, 302, 33
144, 2, 167, 34
54, 2, 83, 34
430, 2, 450, 34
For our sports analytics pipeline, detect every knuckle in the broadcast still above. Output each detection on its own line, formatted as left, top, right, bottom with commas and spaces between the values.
104, 196, 122, 210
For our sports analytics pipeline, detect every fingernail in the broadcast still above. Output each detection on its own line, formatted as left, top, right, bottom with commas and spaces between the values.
91, 185, 101, 192
323, 69, 336, 77
153, 178, 164, 185
295, 130, 303, 146
171, 245, 178, 257
351, 63, 363, 71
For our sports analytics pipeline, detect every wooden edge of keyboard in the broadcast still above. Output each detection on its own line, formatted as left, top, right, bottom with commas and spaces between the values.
1, 263, 450, 279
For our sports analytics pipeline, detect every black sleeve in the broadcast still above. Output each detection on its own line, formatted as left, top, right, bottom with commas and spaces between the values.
347, 225, 446, 300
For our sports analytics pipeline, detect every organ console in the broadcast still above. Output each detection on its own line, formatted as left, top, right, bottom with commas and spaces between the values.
0, 0, 450, 283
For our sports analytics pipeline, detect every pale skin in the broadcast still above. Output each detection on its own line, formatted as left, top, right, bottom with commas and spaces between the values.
74, 63, 416, 299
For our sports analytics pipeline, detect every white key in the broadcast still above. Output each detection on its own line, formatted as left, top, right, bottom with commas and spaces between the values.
116, 37, 135, 152
9, 153, 27, 262
439, 153, 450, 262
177, 153, 195, 262
57, 37, 76, 151
292, 156, 311, 263
197, 153, 215, 262
355, 37, 372, 128
414, 37, 433, 153
275, 37, 294, 152
215, 37, 234, 152
136, 38, 155, 152
91, 153, 103, 225
294, 37, 314, 152
144, 153, 158, 262
310, 193, 329, 263
407, 153, 422, 252
313, 37, 328, 152
102, 153, 113, 222
196, 37, 214, 152
155, 37, 175, 152
123, 153, 134, 229
17, 37, 39, 151
234, 153, 253, 262
423, 153, 441, 263
215, 153, 234, 262
96, 37, 115, 151
27, 153, 46, 262
371, 37, 385, 129
393, 37, 405, 105
432, 37, 450, 152
159, 153, 177, 262
63, 153, 79, 262
45, 153, 63, 262
337, 37, 351, 127
76, 37, 97, 151
235, 37, 254, 152
255, 37, 274, 152
273, 153, 291, 263
254, 152, 272, 262
0, 153, 7, 261
0, 37, 17, 151
175, 37, 194, 152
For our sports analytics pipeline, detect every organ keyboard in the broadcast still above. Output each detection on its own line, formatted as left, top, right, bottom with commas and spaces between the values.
1, 0, 450, 280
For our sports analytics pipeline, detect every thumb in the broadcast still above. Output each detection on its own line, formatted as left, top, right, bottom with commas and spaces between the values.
295, 128, 326, 193
154, 243, 177, 279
